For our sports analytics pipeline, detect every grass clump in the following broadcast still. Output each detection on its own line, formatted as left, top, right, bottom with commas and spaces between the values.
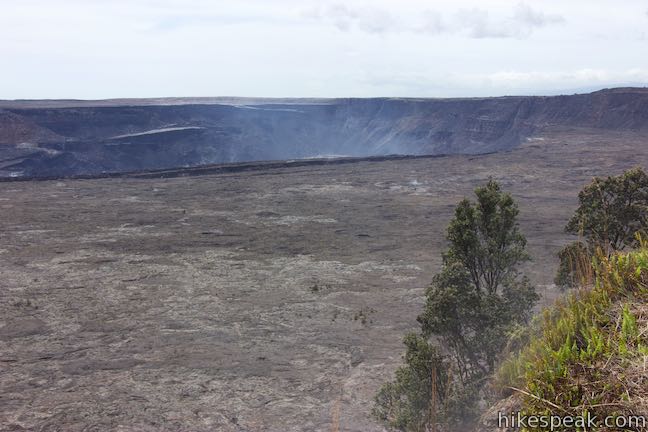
494, 244, 648, 430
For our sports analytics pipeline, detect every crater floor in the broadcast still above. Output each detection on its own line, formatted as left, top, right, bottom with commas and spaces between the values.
1, 129, 648, 431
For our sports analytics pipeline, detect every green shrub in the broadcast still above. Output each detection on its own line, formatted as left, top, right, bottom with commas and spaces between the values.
374, 180, 537, 431
495, 245, 648, 431
556, 167, 648, 288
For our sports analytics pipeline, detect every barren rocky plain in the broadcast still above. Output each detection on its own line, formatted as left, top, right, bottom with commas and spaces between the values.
2, 128, 648, 431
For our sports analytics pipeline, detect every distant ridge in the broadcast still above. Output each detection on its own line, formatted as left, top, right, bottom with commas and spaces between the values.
1, 87, 647, 178
2, 87, 647, 109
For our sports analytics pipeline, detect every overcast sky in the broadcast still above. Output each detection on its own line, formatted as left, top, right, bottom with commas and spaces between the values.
2, 0, 648, 99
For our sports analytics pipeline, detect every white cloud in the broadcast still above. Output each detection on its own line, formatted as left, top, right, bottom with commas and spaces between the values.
354, 68, 648, 97
0, 0, 646, 98
439, 68, 648, 96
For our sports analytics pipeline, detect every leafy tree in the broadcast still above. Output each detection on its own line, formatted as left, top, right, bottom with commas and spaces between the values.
419, 181, 536, 381
374, 180, 537, 431
445, 180, 529, 295
373, 334, 448, 432
566, 167, 648, 251
556, 167, 648, 288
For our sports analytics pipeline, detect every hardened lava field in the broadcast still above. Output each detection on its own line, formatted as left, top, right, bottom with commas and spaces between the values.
1, 129, 648, 431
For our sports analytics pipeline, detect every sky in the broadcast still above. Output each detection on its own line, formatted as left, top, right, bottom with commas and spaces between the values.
1, 0, 648, 99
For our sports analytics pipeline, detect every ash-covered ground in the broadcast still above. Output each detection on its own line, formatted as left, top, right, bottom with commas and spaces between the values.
2, 129, 648, 431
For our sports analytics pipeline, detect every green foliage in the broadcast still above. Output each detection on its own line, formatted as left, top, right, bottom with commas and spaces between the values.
619, 304, 639, 356
557, 167, 648, 287
566, 167, 648, 251
554, 241, 591, 290
420, 180, 537, 383
417, 265, 537, 383
446, 179, 530, 295
372, 334, 448, 432
557, 167, 648, 289
495, 246, 648, 431
374, 180, 537, 431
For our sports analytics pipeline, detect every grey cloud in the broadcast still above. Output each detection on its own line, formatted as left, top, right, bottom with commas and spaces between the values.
455, 3, 565, 38
418, 11, 446, 35
513, 3, 564, 28
455, 8, 516, 38
357, 8, 397, 34
306, 2, 563, 39
306, 4, 399, 34
323, 4, 358, 31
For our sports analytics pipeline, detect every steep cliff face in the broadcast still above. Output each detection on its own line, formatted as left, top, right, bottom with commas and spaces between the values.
0, 88, 647, 178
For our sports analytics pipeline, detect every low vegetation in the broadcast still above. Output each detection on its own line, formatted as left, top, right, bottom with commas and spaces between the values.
375, 167, 648, 432
495, 243, 648, 431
